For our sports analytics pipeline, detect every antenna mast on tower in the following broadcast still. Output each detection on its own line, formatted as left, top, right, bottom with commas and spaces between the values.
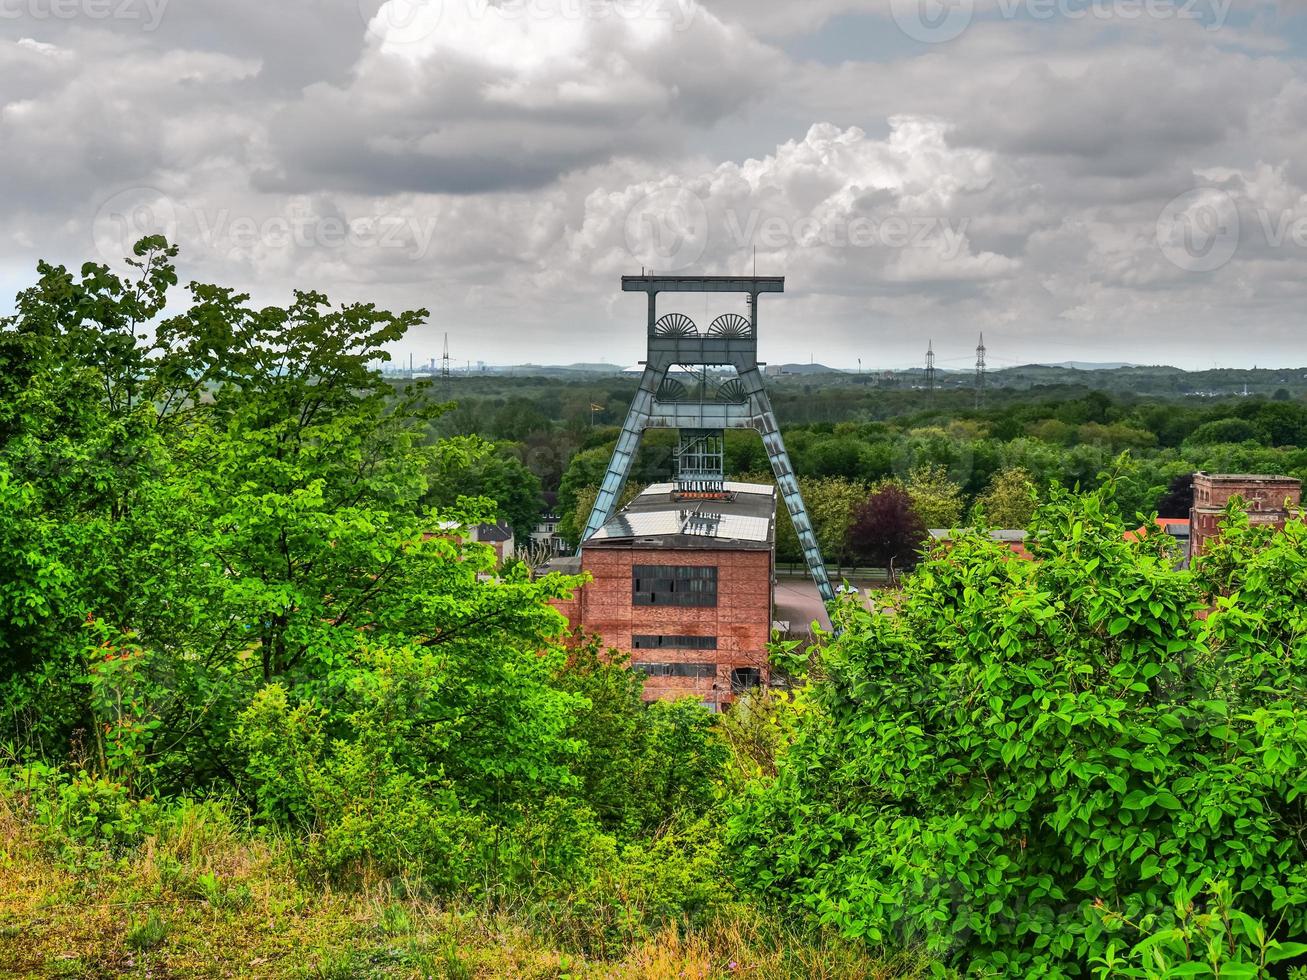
975, 333, 987, 409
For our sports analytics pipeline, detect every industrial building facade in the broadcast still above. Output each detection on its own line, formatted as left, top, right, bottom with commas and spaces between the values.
551, 481, 776, 710
1190, 472, 1302, 557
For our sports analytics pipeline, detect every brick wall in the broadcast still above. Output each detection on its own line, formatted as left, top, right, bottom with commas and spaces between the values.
565, 546, 774, 709
1190, 473, 1302, 558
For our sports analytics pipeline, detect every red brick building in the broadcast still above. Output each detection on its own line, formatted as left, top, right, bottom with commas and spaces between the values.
549, 482, 776, 710
1190, 472, 1302, 557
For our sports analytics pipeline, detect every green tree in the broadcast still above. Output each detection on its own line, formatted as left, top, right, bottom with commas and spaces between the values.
903, 464, 964, 529
424, 443, 545, 536
970, 466, 1037, 528
1185, 417, 1267, 446
755, 474, 863, 568
0, 240, 588, 820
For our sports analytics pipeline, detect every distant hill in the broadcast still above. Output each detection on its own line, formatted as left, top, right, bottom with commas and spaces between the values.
1013, 361, 1138, 371
489, 363, 625, 377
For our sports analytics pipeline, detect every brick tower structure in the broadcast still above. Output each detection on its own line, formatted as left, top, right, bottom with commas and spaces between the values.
1189, 472, 1302, 558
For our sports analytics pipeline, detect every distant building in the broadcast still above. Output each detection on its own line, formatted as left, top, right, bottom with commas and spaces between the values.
1190, 473, 1302, 558
530, 492, 566, 556
429, 521, 516, 563
548, 482, 777, 711
471, 522, 515, 561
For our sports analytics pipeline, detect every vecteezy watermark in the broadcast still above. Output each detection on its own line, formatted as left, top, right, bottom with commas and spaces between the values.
890, 0, 1230, 44
1155, 188, 1240, 273
624, 187, 710, 271
358, 0, 443, 44
623, 187, 972, 273
1155, 186, 1307, 273
0, 0, 170, 30
722, 210, 971, 257
92, 188, 181, 263
92, 187, 441, 264
359, 0, 697, 45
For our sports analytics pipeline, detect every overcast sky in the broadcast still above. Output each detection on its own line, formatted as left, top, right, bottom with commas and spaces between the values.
4, 0, 1307, 370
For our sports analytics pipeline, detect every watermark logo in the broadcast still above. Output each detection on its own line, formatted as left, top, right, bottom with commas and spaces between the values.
620, 186, 974, 271
359, 0, 443, 45
92, 188, 441, 264
1156, 188, 1240, 273
624, 187, 709, 272
93, 187, 181, 264
723, 210, 970, 257
890, 0, 974, 43
890, 0, 1231, 43
0, 0, 170, 30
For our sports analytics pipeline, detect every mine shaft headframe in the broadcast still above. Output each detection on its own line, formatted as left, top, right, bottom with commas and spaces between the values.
581, 274, 835, 604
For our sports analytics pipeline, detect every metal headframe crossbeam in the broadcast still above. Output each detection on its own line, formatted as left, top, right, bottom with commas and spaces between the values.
621, 275, 786, 294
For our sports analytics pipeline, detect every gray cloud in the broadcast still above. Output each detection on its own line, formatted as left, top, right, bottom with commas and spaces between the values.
3, 0, 1307, 367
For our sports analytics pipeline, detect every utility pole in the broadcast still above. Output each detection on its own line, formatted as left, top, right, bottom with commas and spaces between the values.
926, 339, 936, 396
975, 333, 986, 410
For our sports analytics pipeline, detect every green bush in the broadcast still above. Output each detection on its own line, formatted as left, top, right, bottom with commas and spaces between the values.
554, 637, 729, 836
729, 482, 1307, 975
1092, 880, 1307, 978
235, 661, 488, 890
3, 763, 160, 861
516, 807, 735, 954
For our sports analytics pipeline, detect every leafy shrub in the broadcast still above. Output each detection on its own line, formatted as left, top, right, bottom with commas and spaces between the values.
554, 637, 728, 836
4, 763, 159, 859
520, 808, 735, 955
1092, 880, 1307, 978
730, 483, 1307, 975
235, 665, 488, 890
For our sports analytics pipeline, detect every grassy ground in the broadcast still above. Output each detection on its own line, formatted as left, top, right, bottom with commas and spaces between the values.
0, 793, 924, 979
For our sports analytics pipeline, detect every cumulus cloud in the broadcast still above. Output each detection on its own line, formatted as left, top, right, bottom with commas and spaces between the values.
565, 119, 1020, 295
260, 0, 781, 195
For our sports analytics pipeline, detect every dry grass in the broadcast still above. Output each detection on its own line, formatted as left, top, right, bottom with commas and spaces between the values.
0, 792, 926, 979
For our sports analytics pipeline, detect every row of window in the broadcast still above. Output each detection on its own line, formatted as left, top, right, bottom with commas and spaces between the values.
633, 662, 717, 678
632, 663, 764, 693
632, 565, 718, 607
632, 634, 718, 650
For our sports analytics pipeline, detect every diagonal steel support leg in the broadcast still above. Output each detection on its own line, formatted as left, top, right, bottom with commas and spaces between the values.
738, 368, 835, 603
582, 363, 667, 542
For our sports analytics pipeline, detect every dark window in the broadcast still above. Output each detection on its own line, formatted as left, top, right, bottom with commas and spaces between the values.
731, 667, 762, 693
632, 565, 718, 607
632, 635, 718, 650
633, 662, 717, 678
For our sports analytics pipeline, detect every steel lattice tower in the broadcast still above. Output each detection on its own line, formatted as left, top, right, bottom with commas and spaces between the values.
975, 333, 986, 409
926, 338, 936, 394
581, 275, 834, 603
441, 333, 452, 381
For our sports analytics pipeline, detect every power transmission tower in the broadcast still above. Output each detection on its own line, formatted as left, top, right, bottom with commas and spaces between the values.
925, 338, 936, 395
441, 333, 452, 382
975, 333, 986, 409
